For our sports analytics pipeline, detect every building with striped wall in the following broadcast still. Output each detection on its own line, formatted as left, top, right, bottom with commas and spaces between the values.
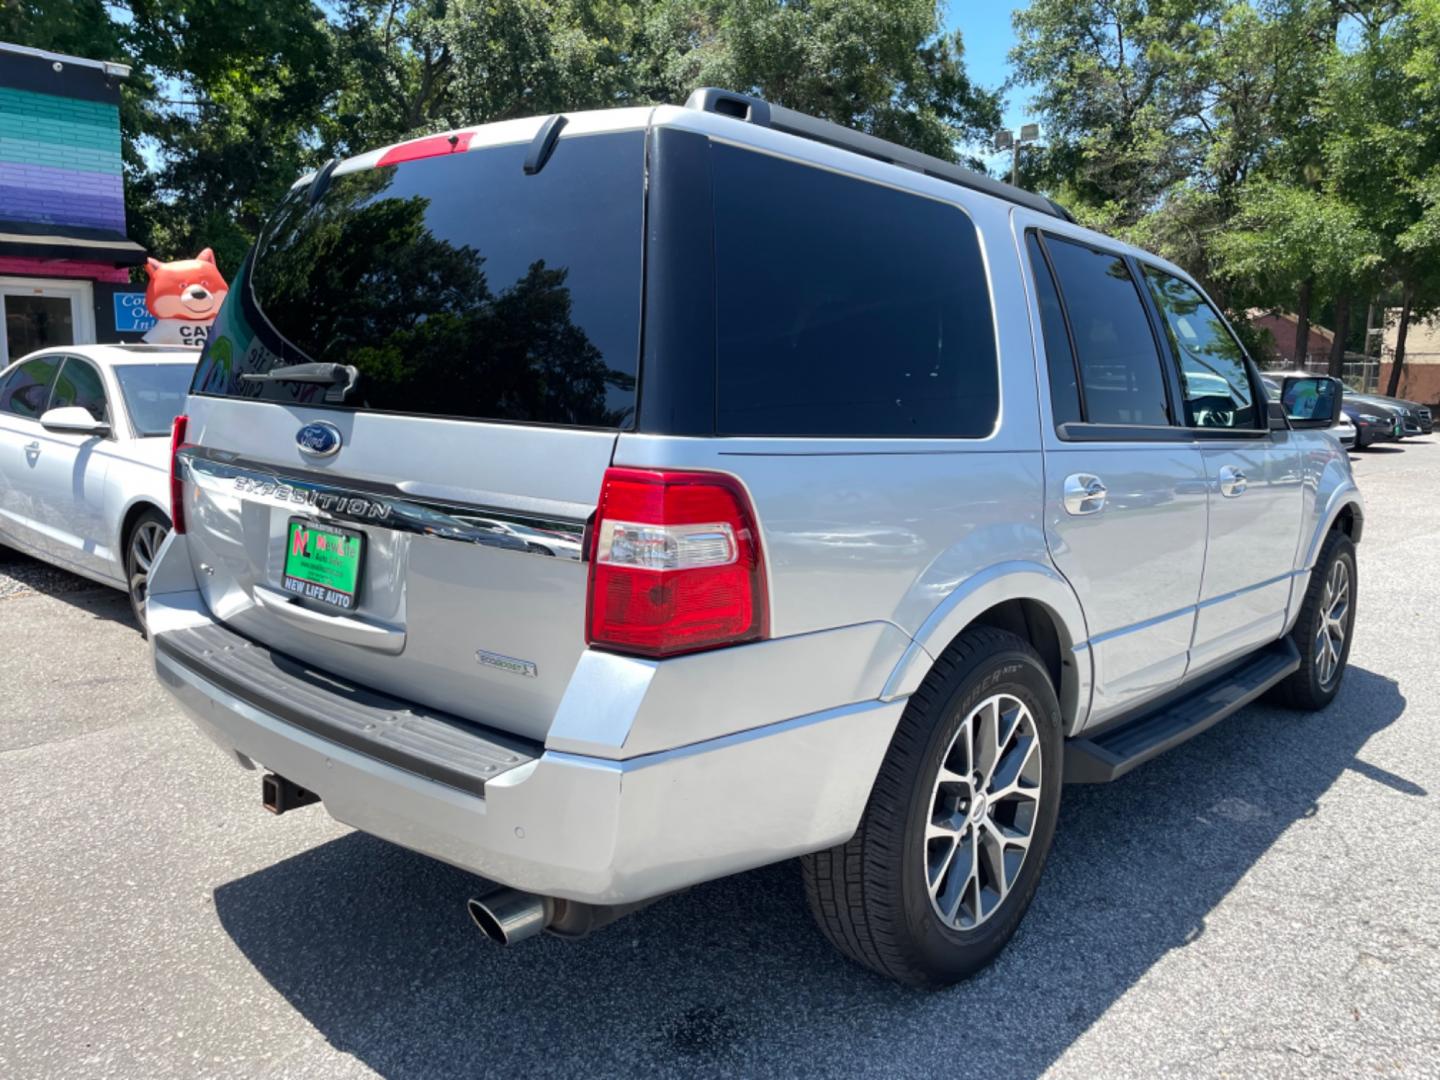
1, 42, 146, 366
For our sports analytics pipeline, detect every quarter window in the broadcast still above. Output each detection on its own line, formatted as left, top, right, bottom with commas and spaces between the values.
1039, 236, 1171, 428
1142, 267, 1259, 429
711, 144, 999, 437
48, 358, 109, 424
0, 356, 62, 419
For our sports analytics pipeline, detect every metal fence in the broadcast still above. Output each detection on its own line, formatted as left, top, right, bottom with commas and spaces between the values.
1263, 353, 1379, 394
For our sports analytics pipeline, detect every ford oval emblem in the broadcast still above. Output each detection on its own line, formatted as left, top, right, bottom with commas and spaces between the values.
296, 421, 342, 457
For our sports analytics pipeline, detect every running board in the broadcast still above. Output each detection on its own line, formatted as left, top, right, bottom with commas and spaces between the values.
1065, 639, 1301, 784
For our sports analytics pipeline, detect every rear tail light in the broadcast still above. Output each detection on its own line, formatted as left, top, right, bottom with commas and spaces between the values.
586, 468, 768, 658
169, 415, 190, 534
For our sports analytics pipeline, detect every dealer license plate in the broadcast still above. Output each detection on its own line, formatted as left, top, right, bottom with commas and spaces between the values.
282, 519, 364, 611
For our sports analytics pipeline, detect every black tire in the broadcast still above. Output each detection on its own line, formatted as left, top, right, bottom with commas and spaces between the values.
124, 507, 171, 636
802, 627, 1063, 988
1269, 529, 1357, 710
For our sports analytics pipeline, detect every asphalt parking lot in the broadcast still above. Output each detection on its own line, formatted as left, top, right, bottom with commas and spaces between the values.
2, 441, 1438, 1079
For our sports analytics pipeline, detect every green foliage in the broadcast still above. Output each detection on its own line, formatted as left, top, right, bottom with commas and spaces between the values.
1211, 181, 1383, 301
1014, 0, 1440, 350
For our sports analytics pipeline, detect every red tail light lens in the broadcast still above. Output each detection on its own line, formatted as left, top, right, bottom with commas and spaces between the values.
169, 415, 189, 534
586, 468, 768, 658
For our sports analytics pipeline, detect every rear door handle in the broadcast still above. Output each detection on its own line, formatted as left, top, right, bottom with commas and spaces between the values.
1219, 465, 1247, 497
1063, 473, 1107, 515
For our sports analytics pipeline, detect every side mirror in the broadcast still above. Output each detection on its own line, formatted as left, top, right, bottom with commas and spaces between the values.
39, 406, 111, 436
1280, 376, 1342, 429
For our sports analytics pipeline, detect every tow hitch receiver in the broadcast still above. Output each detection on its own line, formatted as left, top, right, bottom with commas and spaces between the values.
262, 773, 320, 815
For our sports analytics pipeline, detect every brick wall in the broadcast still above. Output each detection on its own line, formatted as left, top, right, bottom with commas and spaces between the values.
1377, 363, 1440, 409
0, 85, 126, 233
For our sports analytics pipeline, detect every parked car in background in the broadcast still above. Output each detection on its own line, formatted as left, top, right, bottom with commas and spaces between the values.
1349, 391, 1431, 437
149, 90, 1364, 989
0, 345, 197, 629
1347, 395, 1413, 439
1344, 402, 1402, 448
1331, 409, 1357, 449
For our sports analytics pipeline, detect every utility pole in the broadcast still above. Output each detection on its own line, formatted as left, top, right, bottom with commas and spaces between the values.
994, 123, 1041, 187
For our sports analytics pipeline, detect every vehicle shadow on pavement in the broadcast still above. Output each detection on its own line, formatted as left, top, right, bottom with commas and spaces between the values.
214, 666, 1411, 1078
0, 548, 140, 629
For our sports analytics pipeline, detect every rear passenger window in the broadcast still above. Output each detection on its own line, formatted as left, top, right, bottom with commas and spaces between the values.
49, 358, 109, 423
1142, 267, 1259, 429
1041, 236, 1171, 427
1026, 233, 1081, 427
711, 144, 998, 438
0, 356, 62, 419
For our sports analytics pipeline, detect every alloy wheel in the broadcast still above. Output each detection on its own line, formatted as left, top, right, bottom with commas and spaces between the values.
128, 520, 169, 616
924, 693, 1043, 931
1315, 558, 1350, 689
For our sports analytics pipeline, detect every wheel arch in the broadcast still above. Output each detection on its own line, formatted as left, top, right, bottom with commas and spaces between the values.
884, 561, 1092, 735
117, 497, 171, 565
1302, 488, 1364, 571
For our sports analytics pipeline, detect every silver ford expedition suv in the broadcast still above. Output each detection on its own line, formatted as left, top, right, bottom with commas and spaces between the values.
149, 90, 1363, 988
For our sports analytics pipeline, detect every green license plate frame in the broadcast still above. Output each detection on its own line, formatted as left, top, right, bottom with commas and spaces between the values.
282, 518, 364, 611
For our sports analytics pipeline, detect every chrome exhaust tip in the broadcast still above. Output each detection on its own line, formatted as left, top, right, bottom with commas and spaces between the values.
467, 890, 550, 945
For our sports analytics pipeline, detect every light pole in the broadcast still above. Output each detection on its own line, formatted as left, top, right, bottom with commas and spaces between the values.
994, 123, 1041, 187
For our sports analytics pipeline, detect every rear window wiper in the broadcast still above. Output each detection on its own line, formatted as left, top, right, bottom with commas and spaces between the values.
241, 362, 360, 404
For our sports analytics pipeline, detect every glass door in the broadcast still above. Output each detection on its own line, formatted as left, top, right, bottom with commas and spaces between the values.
0, 278, 95, 367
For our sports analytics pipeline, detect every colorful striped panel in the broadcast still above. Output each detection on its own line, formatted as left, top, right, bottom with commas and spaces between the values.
0, 256, 130, 283
0, 85, 124, 232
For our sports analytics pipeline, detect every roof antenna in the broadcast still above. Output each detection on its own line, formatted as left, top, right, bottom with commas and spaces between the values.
307, 157, 339, 205
523, 115, 568, 175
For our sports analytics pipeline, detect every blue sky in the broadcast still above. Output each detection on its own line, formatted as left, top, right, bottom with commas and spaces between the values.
946, 5, 1029, 127
945, 3, 1035, 170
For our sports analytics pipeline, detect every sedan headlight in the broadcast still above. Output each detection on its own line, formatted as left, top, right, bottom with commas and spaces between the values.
1358, 413, 1385, 423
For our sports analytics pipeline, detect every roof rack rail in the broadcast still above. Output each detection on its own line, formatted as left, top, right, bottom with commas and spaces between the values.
683, 87, 1075, 223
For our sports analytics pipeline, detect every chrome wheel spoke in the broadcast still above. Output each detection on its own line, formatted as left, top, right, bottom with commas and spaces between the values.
972, 698, 1001, 779
975, 822, 1009, 915
988, 734, 1039, 800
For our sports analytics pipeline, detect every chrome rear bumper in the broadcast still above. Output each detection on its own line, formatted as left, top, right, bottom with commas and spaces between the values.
151, 582, 903, 905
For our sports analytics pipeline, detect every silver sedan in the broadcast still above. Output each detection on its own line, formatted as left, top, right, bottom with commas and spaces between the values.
0, 344, 197, 631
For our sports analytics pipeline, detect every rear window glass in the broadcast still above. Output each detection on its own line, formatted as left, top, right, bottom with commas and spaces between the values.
115, 363, 195, 436
194, 131, 645, 428
711, 144, 998, 438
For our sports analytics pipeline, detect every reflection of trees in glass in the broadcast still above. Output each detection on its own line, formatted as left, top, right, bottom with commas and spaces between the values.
247, 168, 633, 427
1145, 269, 1251, 417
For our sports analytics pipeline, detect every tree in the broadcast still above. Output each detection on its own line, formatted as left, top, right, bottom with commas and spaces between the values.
1010, 0, 1222, 230
1312, 1, 1440, 379
1211, 180, 1382, 367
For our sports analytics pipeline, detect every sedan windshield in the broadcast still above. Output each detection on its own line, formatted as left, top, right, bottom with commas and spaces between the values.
114, 363, 195, 437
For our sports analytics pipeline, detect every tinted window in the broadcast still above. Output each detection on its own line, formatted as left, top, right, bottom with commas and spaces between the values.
49, 358, 109, 423
0, 356, 61, 418
115, 363, 195, 436
1143, 267, 1258, 429
711, 144, 998, 437
1026, 232, 1081, 426
194, 132, 645, 427
1043, 237, 1171, 427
